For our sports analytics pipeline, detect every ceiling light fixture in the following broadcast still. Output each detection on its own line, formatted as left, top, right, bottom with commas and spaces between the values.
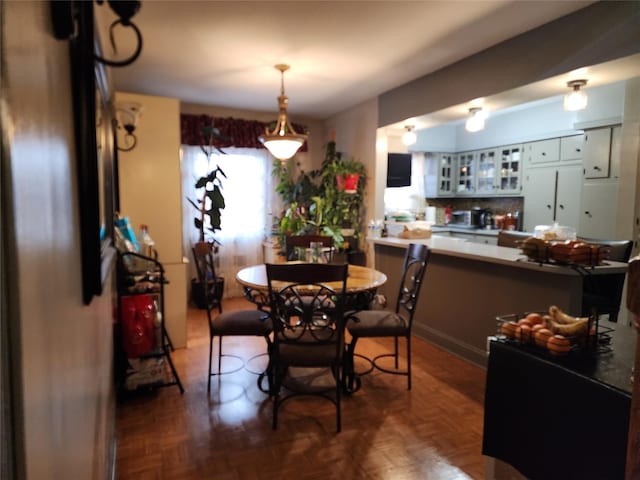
402, 125, 417, 146
564, 79, 588, 111
115, 101, 143, 152
465, 107, 487, 133
259, 64, 308, 160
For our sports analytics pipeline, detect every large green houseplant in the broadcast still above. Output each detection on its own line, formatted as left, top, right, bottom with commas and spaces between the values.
187, 126, 227, 255
272, 133, 366, 256
187, 126, 227, 308
319, 136, 366, 243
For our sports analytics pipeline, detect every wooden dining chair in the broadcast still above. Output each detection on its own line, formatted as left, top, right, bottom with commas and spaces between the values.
265, 262, 349, 432
346, 243, 430, 391
194, 248, 272, 393
285, 234, 335, 263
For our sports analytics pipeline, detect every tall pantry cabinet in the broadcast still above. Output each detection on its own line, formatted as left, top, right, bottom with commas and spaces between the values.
522, 135, 584, 232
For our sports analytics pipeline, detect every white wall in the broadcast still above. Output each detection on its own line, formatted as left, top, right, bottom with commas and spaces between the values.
4, 2, 115, 478
116, 92, 188, 348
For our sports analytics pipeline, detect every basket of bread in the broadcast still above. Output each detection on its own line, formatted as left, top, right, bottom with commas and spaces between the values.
521, 237, 607, 266
496, 305, 612, 357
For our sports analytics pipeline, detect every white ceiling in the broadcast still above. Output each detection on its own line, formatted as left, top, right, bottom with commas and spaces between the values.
97, 1, 595, 121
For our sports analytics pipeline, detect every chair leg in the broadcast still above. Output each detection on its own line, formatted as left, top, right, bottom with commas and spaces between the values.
343, 338, 358, 393
217, 336, 223, 373
394, 336, 399, 369
207, 334, 214, 393
407, 334, 412, 391
335, 365, 342, 431
272, 365, 283, 430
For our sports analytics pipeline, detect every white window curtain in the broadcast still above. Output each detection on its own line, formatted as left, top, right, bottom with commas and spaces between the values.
181, 146, 278, 298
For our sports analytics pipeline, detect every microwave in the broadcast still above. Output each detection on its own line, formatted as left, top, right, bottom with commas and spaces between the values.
450, 210, 472, 226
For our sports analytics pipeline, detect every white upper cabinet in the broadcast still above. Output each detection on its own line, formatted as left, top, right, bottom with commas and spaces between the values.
476, 148, 499, 195
424, 152, 456, 198
559, 134, 584, 162
456, 152, 476, 195
525, 138, 560, 165
438, 153, 456, 196
497, 144, 523, 195
583, 127, 612, 179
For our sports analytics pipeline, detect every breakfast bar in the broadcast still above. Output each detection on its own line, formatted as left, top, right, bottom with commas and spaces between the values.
370, 235, 629, 366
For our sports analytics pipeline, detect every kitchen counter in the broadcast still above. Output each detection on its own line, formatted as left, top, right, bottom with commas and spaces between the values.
369, 236, 629, 366
431, 225, 501, 237
371, 235, 628, 275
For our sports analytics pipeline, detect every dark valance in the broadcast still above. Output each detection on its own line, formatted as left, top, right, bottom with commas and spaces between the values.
180, 114, 308, 152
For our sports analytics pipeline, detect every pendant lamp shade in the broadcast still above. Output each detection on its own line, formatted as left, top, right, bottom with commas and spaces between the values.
564, 79, 588, 111
259, 64, 308, 160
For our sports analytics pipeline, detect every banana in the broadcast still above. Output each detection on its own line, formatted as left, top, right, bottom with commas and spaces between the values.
547, 317, 589, 336
549, 305, 587, 325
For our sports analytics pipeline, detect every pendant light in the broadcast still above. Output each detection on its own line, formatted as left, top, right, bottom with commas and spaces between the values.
465, 107, 487, 133
564, 79, 588, 111
402, 125, 417, 146
259, 64, 308, 160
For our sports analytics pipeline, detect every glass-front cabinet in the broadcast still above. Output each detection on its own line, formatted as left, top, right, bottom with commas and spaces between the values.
476, 149, 498, 195
437, 153, 456, 196
456, 152, 475, 195
497, 144, 523, 194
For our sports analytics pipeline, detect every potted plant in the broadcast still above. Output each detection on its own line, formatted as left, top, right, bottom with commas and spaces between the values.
319, 138, 366, 244
187, 126, 227, 255
187, 126, 227, 307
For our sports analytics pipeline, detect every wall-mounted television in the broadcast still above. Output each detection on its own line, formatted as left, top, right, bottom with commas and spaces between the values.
387, 153, 412, 187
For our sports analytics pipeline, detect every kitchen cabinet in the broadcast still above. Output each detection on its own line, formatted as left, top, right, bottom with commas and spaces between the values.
456, 152, 476, 195
583, 127, 613, 179
560, 134, 584, 162
424, 152, 456, 197
525, 138, 560, 165
437, 153, 456, 196
522, 164, 582, 231
579, 182, 619, 239
497, 144, 523, 195
476, 148, 499, 195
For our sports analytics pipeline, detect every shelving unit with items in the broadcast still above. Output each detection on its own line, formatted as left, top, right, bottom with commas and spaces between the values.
115, 251, 184, 394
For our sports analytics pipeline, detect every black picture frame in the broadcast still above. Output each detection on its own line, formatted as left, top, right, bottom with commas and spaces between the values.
69, 2, 116, 304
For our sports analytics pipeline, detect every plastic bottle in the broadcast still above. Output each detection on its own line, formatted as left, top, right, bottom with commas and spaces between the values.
138, 224, 155, 258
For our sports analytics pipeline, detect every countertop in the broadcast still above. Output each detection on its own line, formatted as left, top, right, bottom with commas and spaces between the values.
431, 225, 501, 236
368, 235, 629, 276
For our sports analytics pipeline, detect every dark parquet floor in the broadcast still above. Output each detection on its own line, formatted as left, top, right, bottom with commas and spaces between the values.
116, 297, 487, 479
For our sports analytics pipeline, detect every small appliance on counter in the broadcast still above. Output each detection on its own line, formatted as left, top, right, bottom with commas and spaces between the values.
450, 210, 472, 227
481, 209, 494, 229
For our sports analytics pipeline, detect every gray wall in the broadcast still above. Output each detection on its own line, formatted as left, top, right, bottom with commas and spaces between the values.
2, 2, 115, 478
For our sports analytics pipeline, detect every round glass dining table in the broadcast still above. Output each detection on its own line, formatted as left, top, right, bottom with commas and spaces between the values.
236, 262, 387, 295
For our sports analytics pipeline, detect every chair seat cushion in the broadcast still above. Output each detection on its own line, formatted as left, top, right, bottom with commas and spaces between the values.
278, 339, 342, 367
211, 309, 272, 336
347, 310, 408, 337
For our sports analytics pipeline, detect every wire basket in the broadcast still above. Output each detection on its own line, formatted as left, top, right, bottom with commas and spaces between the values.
495, 310, 613, 358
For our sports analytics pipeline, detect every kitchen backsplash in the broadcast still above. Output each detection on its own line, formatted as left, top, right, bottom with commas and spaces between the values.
427, 196, 524, 225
